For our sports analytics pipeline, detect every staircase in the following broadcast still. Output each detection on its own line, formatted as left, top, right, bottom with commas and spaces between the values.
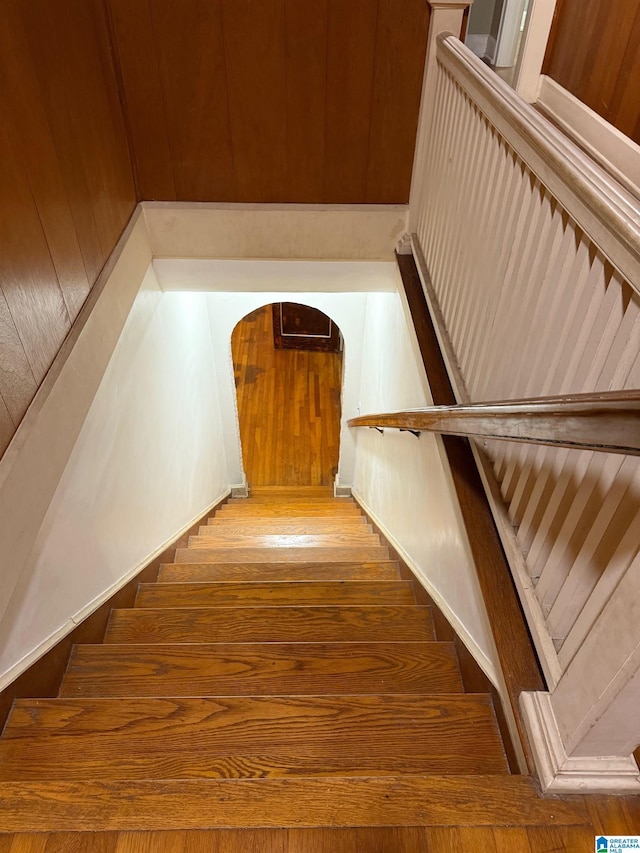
0, 487, 583, 831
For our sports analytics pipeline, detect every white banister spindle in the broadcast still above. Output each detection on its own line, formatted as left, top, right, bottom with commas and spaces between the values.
409, 1, 474, 230
411, 34, 640, 791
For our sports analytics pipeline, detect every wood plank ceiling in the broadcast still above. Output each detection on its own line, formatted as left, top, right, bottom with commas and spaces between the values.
108, 0, 431, 204
543, 0, 640, 145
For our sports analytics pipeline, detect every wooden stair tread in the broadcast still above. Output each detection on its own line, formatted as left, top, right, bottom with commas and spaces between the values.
174, 546, 390, 564
215, 506, 363, 517
201, 519, 373, 533
157, 561, 402, 583
0, 487, 519, 827
0, 776, 589, 831
0, 694, 509, 780
60, 642, 462, 697
105, 605, 435, 644
135, 581, 414, 608
188, 533, 381, 548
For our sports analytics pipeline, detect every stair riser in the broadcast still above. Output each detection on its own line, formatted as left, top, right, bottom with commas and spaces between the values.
135, 581, 415, 608
174, 547, 390, 564
187, 533, 381, 548
215, 508, 363, 517
201, 520, 372, 534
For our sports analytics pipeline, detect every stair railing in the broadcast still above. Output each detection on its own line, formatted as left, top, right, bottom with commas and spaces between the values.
349, 391, 640, 457
399, 1, 640, 793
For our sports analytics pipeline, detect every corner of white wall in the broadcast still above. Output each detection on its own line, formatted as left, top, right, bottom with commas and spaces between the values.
0, 211, 235, 690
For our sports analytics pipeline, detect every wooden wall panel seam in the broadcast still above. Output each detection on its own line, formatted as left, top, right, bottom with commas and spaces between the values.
217, 0, 239, 199
363, 0, 381, 202
544, 0, 640, 147
0, 0, 137, 459
102, 0, 142, 202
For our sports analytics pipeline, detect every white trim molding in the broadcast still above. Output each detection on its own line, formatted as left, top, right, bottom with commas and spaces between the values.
537, 75, 640, 200
521, 692, 640, 794
0, 489, 229, 693
513, 0, 557, 102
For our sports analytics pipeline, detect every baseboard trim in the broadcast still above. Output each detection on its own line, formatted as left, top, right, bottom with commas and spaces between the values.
521, 691, 640, 793
0, 488, 230, 728
351, 488, 497, 685
396, 247, 545, 775
333, 472, 352, 497
352, 486, 525, 774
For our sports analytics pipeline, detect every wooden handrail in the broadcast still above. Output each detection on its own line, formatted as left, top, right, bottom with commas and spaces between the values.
348, 391, 640, 456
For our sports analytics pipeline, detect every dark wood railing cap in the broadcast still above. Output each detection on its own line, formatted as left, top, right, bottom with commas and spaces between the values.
348, 390, 640, 456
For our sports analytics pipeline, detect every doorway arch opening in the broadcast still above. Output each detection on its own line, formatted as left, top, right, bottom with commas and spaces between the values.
231, 302, 344, 488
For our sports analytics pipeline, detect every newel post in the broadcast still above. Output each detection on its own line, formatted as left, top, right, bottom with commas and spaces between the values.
409, 0, 474, 225
521, 553, 640, 793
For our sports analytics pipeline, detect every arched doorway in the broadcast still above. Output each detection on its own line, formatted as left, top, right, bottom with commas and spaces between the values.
232, 303, 343, 487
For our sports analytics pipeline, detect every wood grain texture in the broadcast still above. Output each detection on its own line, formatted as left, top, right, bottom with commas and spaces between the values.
107, 0, 427, 202
200, 519, 371, 532
543, 0, 640, 145
2, 806, 639, 844
0, 0, 135, 455
366, 0, 429, 202
19, 0, 135, 277
324, 0, 379, 202
0, 694, 507, 779
60, 642, 462, 697
0, 499, 224, 732
0, 776, 590, 831
284, 0, 328, 201
188, 532, 381, 548
150, 0, 236, 200
221, 0, 287, 201
107, 0, 176, 200
349, 391, 640, 456
0, 292, 37, 431
175, 546, 391, 564
135, 580, 412, 607
104, 605, 434, 644
0, 118, 71, 384
157, 561, 401, 582
0, 9, 90, 319
233, 307, 342, 488
216, 506, 363, 517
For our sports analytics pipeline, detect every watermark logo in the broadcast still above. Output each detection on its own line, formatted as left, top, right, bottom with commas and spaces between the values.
595, 838, 640, 852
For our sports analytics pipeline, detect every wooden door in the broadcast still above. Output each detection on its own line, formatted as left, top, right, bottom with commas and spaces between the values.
272, 303, 341, 352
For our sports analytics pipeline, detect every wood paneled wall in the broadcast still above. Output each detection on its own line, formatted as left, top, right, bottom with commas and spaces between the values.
108, 0, 429, 204
543, 0, 640, 145
0, 0, 136, 457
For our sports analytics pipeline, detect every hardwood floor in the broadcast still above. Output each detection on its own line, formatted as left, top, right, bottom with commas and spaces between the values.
232, 306, 342, 487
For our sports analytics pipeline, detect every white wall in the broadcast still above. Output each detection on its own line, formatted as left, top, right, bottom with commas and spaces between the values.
155, 259, 400, 491
0, 266, 231, 688
144, 203, 407, 261
0, 204, 498, 697
351, 287, 500, 684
